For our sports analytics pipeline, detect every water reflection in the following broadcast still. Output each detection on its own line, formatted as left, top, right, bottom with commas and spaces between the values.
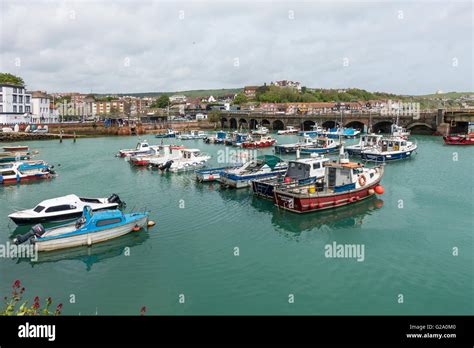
12, 229, 149, 271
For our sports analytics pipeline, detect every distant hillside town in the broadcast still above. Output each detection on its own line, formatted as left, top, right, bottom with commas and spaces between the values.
1, 73, 473, 125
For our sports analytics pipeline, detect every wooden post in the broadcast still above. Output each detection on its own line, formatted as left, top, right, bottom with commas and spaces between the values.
73, 131, 77, 143
59, 129, 63, 143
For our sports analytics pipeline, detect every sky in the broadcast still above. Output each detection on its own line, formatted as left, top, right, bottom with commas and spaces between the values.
0, 0, 472, 95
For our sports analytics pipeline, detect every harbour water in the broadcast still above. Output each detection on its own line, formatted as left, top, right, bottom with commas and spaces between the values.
0, 134, 472, 315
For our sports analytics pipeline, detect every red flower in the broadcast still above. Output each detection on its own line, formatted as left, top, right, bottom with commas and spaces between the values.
56, 303, 63, 310
32, 302, 40, 310
34, 296, 40, 303
13, 280, 20, 289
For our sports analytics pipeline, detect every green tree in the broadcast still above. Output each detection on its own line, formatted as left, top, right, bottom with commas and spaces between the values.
0, 72, 25, 86
208, 110, 221, 122
151, 95, 170, 109
233, 93, 248, 105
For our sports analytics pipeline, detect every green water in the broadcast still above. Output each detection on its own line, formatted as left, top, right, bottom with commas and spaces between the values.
0, 135, 472, 315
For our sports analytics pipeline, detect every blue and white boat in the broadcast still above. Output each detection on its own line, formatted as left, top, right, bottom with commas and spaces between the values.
224, 132, 249, 147
219, 155, 288, 188
298, 124, 324, 137
318, 127, 361, 139
155, 128, 177, 138
204, 130, 227, 144
251, 155, 329, 199
300, 137, 340, 155
361, 137, 417, 162
274, 136, 317, 154
13, 206, 149, 252
346, 134, 384, 156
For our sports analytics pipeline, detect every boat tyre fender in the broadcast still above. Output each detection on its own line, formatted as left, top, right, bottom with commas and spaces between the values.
358, 175, 366, 186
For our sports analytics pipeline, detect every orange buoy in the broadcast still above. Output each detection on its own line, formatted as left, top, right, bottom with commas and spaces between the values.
284, 176, 291, 183
368, 189, 375, 195
132, 225, 141, 232
374, 185, 384, 195
209, 175, 214, 181
309, 202, 315, 209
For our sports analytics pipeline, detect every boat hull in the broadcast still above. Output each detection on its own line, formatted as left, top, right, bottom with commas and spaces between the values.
252, 176, 318, 200
300, 146, 340, 154
274, 180, 382, 213
34, 216, 148, 252
443, 136, 474, 145
361, 150, 414, 162
220, 169, 287, 188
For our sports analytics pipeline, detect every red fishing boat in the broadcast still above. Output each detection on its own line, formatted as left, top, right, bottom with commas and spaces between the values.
443, 132, 474, 145
242, 135, 276, 148
273, 147, 385, 213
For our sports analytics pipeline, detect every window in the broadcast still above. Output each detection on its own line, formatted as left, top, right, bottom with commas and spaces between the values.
25, 106, 30, 112
13, 95, 17, 103
13, 106, 17, 112
25, 96, 30, 103
0, 94, 2, 102
33, 205, 45, 213
19, 105, 23, 113
13, 88, 17, 93
45, 205, 76, 213
0, 105, 2, 113
18, 95, 23, 103
313, 163, 321, 169
96, 217, 122, 227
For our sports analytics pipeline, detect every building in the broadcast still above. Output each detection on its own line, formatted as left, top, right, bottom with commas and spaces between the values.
0, 83, 32, 124
272, 80, 302, 91
93, 100, 125, 116
169, 95, 187, 104
29, 91, 58, 123
243, 86, 259, 98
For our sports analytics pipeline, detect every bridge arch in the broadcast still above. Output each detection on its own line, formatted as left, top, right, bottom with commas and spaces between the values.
345, 121, 365, 131
221, 117, 228, 129
322, 120, 337, 129
238, 118, 248, 129
229, 117, 237, 129
261, 119, 271, 127
407, 122, 434, 134
302, 120, 315, 130
372, 121, 392, 134
249, 119, 258, 130
272, 119, 285, 130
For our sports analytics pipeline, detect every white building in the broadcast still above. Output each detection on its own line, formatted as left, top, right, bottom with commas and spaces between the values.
29, 91, 58, 123
0, 84, 32, 124
169, 95, 187, 104
196, 113, 207, 120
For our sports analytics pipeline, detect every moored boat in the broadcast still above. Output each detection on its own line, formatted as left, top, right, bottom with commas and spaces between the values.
0, 161, 55, 185
242, 135, 276, 148
129, 145, 185, 166
274, 136, 316, 154
117, 140, 157, 158
155, 128, 177, 138
219, 155, 287, 188
298, 124, 324, 137
251, 126, 269, 136
0, 151, 31, 163
3, 145, 29, 151
177, 130, 207, 140
300, 137, 340, 154
273, 147, 385, 213
13, 206, 148, 252
346, 134, 384, 156
8, 194, 125, 225
318, 127, 361, 139
360, 137, 417, 162
251, 155, 329, 200
204, 130, 227, 144
277, 126, 299, 135
443, 132, 474, 145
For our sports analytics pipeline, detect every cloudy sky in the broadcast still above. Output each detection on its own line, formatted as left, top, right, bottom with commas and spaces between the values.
0, 0, 472, 95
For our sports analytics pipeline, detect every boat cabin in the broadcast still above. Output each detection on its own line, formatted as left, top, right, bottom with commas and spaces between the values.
181, 149, 204, 159
135, 141, 150, 151
286, 156, 329, 180
379, 138, 408, 152
323, 161, 364, 192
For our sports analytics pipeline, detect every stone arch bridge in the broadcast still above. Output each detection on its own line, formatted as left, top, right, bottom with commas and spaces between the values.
220, 109, 474, 134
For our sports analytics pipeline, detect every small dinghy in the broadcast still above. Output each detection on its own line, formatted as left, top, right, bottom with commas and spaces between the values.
3, 145, 29, 151
13, 206, 148, 252
8, 193, 125, 225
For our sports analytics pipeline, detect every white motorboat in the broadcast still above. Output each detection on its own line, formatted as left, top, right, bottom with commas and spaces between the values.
277, 126, 299, 135
251, 126, 269, 136
8, 194, 125, 225
177, 130, 207, 140
346, 134, 384, 156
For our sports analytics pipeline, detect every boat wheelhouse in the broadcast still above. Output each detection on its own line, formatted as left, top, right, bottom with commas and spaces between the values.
346, 134, 384, 156
298, 124, 324, 137
219, 155, 288, 188
168, 149, 211, 172
318, 127, 361, 139
391, 124, 410, 139
300, 137, 340, 154
129, 145, 185, 166
273, 148, 385, 213
224, 132, 249, 146
13, 206, 148, 252
117, 141, 157, 158
360, 137, 417, 162
8, 194, 124, 225
252, 155, 329, 200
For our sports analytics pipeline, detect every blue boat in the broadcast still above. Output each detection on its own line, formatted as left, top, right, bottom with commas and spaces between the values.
298, 125, 324, 137
318, 127, 361, 139
204, 130, 227, 144
13, 206, 149, 252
